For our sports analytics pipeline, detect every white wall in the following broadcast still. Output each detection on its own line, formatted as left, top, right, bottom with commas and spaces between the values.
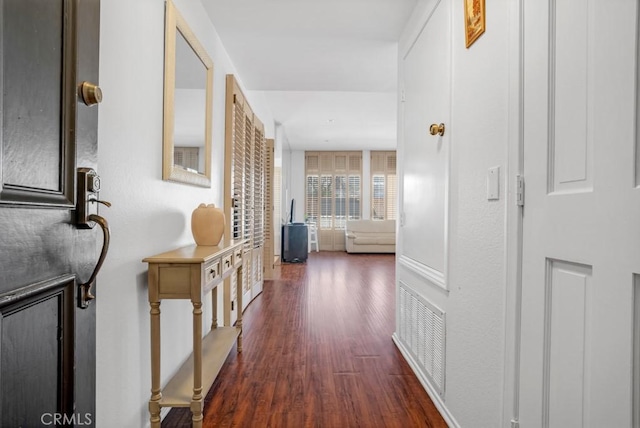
289, 150, 306, 222
96, 1, 273, 426
397, 0, 511, 426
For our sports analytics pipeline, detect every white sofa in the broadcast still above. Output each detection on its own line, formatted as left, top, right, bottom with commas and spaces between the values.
345, 220, 396, 253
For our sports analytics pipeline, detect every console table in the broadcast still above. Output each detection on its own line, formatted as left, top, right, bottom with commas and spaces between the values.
143, 241, 245, 428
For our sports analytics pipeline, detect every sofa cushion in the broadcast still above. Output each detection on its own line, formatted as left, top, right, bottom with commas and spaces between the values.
354, 236, 378, 245
346, 219, 395, 234
376, 236, 395, 245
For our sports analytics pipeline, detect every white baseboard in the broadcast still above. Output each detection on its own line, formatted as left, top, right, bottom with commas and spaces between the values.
392, 333, 460, 428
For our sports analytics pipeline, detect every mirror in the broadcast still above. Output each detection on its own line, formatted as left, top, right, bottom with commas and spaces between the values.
163, 0, 213, 187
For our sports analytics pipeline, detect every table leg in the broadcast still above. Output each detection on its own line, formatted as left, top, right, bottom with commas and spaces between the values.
191, 301, 203, 427
211, 286, 218, 330
237, 265, 243, 353
149, 301, 161, 428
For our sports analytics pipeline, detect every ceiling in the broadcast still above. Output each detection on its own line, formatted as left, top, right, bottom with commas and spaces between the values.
202, 0, 417, 151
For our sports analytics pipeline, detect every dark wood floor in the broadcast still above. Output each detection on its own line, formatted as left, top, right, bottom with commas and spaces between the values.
162, 252, 446, 428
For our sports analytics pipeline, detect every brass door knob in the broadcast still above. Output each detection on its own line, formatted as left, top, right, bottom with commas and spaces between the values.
80, 81, 103, 106
429, 123, 445, 136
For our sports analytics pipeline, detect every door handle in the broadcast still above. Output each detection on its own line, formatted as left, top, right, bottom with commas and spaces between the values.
79, 214, 111, 309
76, 167, 112, 308
429, 123, 445, 136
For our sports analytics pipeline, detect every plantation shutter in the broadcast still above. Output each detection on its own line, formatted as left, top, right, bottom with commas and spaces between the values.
224, 74, 267, 310
305, 151, 362, 250
371, 151, 397, 220
253, 122, 265, 249
264, 139, 275, 279
305, 153, 320, 224
347, 153, 361, 221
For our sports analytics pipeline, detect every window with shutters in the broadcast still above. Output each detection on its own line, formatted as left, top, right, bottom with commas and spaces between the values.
305, 151, 362, 230
371, 151, 397, 221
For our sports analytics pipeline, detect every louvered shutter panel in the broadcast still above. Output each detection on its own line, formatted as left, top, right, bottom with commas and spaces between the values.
386, 153, 397, 220
306, 153, 319, 172
252, 120, 265, 285
334, 175, 347, 229
224, 74, 268, 309
372, 175, 385, 220
305, 152, 320, 225
348, 175, 361, 220
306, 175, 319, 224
347, 152, 362, 221
320, 174, 333, 229
253, 125, 265, 249
264, 139, 275, 279
320, 153, 333, 173
370, 151, 397, 220
232, 95, 245, 240
244, 113, 253, 251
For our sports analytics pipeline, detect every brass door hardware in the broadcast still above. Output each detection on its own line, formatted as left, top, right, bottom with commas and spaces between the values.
79, 81, 102, 106
79, 214, 110, 308
76, 168, 111, 308
429, 123, 445, 136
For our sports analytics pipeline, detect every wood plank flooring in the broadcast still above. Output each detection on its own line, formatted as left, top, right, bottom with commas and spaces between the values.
162, 252, 446, 428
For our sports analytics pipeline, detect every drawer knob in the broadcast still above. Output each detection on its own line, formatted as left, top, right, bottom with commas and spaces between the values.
210, 269, 216, 278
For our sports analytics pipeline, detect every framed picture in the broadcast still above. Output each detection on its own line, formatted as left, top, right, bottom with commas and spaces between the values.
464, 0, 485, 48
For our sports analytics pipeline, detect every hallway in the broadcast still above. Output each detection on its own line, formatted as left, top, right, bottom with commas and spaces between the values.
163, 252, 446, 427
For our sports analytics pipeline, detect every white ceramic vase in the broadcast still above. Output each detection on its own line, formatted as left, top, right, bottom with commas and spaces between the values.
191, 203, 225, 246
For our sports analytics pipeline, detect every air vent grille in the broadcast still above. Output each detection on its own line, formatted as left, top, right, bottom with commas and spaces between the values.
398, 281, 446, 395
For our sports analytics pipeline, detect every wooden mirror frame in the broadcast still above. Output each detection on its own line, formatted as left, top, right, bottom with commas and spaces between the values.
163, 0, 213, 187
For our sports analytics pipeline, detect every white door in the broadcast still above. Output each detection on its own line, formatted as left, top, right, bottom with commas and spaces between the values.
519, 1, 640, 427
401, 0, 451, 289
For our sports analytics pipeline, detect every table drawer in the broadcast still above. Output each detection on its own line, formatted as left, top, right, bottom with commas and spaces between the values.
222, 253, 233, 274
205, 260, 221, 285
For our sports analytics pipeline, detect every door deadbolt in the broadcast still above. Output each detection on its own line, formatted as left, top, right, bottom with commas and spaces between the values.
429, 123, 445, 137
80, 81, 102, 106
77, 168, 111, 229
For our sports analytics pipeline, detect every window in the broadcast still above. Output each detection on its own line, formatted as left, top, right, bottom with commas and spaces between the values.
371, 151, 397, 220
305, 151, 362, 230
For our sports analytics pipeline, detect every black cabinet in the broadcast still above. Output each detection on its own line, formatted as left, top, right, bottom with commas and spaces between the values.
281, 223, 308, 263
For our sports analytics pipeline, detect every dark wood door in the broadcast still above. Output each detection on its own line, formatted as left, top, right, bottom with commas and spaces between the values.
0, 0, 101, 426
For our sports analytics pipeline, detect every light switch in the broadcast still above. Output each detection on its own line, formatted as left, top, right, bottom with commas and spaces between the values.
487, 166, 500, 200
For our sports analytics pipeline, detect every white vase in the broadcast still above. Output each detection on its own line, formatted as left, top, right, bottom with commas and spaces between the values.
191, 203, 225, 246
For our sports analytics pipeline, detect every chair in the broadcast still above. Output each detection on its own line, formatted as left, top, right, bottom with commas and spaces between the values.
308, 223, 319, 252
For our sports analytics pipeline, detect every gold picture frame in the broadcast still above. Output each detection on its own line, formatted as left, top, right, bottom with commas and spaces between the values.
464, 0, 485, 48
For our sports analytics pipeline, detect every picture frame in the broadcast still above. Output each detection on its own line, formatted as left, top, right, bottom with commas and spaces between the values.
464, 0, 485, 48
